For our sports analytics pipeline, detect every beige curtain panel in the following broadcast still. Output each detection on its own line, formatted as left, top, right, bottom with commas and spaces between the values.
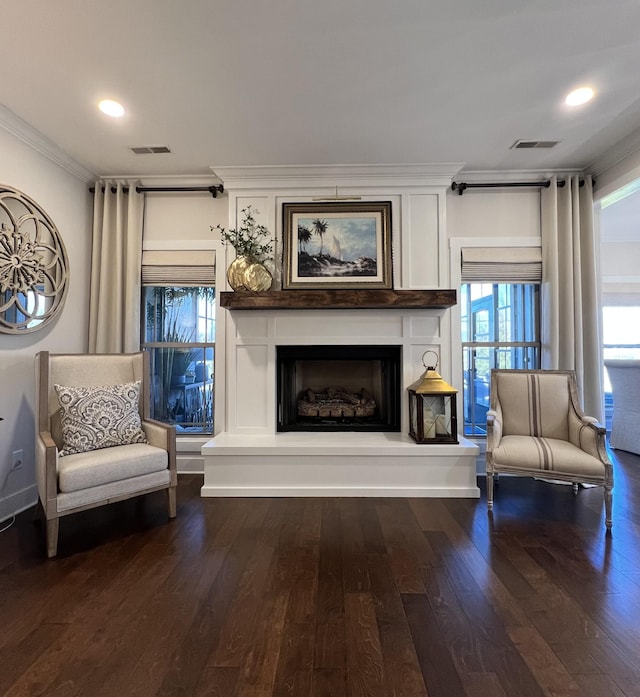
541, 174, 603, 421
88, 181, 145, 353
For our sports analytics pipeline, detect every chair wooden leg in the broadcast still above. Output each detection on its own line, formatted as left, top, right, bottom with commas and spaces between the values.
487, 473, 494, 510
46, 517, 59, 558
167, 486, 177, 518
572, 482, 579, 494
604, 486, 613, 530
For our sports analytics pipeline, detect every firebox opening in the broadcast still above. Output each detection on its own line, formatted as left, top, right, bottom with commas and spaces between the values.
277, 345, 402, 432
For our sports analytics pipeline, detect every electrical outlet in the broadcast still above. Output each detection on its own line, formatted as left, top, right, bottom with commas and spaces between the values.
11, 449, 23, 471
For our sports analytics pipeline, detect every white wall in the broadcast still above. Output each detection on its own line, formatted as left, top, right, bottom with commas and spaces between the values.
144, 191, 227, 242
0, 128, 92, 522
592, 129, 640, 301
446, 189, 541, 240
599, 187, 640, 304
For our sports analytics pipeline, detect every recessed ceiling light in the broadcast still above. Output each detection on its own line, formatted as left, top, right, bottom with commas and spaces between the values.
98, 99, 125, 117
565, 86, 594, 107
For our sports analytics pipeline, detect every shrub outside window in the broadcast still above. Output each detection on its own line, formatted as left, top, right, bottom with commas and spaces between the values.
141, 286, 215, 434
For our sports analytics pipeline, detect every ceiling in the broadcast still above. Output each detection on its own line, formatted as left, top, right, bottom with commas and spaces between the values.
3, 0, 640, 180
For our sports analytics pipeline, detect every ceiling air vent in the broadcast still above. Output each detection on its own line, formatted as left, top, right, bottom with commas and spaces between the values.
510, 139, 559, 149
129, 145, 171, 155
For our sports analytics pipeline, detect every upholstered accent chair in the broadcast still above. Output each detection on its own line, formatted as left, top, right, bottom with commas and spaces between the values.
486, 369, 613, 529
604, 359, 640, 456
36, 351, 177, 558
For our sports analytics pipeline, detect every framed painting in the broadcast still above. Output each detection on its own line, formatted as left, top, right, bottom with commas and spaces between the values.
282, 201, 392, 289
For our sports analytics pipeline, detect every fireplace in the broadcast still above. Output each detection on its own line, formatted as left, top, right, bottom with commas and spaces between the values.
276, 345, 402, 432
202, 166, 480, 498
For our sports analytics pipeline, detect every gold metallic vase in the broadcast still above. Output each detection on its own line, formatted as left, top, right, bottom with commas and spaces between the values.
226, 256, 272, 292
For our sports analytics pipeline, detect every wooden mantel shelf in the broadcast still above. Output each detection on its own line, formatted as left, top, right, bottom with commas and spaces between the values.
219, 288, 456, 310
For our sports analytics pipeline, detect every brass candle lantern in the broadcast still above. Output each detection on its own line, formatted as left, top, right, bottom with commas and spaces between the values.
408, 351, 458, 444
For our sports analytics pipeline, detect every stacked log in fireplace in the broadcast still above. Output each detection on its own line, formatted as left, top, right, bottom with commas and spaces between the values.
297, 386, 376, 419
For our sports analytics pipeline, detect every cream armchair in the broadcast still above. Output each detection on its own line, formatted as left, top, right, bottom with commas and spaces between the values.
36, 351, 177, 558
486, 369, 613, 529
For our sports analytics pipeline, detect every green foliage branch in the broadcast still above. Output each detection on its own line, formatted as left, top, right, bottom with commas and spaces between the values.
212, 205, 273, 263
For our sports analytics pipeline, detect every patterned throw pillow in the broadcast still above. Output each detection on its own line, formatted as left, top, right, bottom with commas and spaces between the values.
54, 381, 147, 456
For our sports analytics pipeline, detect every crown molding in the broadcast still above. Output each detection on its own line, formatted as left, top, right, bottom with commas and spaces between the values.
210, 163, 465, 190
588, 126, 640, 179
100, 174, 224, 187
0, 103, 96, 183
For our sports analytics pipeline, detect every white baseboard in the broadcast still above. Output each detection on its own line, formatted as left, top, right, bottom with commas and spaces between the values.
177, 436, 207, 474
177, 456, 204, 474
0, 484, 37, 524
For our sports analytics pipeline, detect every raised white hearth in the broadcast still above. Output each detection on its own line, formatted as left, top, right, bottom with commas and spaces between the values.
201, 164, 479, 499
202, 431, 479, 497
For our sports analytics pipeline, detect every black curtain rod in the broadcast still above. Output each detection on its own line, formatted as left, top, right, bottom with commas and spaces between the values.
89, 184, 224, 198
451, 179, 589, 196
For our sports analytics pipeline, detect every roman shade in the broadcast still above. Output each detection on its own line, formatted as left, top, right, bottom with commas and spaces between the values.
460, 246, 542, 283
141, 249, 216, 286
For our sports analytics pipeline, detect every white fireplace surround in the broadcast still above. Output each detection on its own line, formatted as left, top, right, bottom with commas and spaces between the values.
201, 165, 479, 497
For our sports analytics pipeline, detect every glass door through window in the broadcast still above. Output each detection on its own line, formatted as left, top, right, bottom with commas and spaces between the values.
461, 283, 540, 436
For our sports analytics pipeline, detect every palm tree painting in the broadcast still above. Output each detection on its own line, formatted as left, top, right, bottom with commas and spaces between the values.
296, 214, 378, 279
284, 202, 392, 288
312, 219, 328, 256
298, 225, 312, 252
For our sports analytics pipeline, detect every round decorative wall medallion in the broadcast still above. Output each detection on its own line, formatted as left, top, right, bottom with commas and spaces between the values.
0, 185, 69, 334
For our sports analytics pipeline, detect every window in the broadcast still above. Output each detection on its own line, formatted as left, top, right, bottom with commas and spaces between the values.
603, 306, 640, 362
141, 286, 215, 434
461, 283, 540, 435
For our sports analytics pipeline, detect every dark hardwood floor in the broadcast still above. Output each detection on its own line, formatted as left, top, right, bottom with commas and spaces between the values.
1, 447, 640, 697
